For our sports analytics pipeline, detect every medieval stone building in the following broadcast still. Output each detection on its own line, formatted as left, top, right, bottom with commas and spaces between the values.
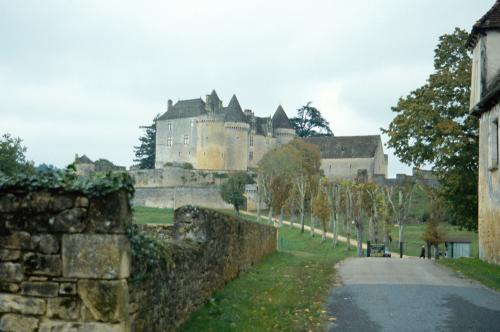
468, 0, 500, 264
155, 90, 295, 171
303, 135, 388, 181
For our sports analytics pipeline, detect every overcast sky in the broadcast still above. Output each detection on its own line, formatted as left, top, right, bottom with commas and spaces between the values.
0, 0, 494, 176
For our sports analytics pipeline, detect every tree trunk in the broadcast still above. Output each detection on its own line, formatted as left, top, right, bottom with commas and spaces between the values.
290, 211, 295, 228
368, 216, 374, 243
268, 207, 273, 225
300, 196, 305, 233
398, 222, 404, 245
310, 205, 315, 237
427, 243, 432, 259
332, 213, 338, 248
346, 222, 351, 251
279, 207, 284, 227
356, 221, 363, 257
435, 244, 439, 260
256, 193, 261, 223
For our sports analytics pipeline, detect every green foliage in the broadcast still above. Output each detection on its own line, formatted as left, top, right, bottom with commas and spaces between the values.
181, 162, 194, 170
134, 114, 159, 169
381, 28, 478, 230
290, 102, 333, 137
133, 206, 173, 224
0, 168, 135, 199
312, 181, 330, 232
438, 258, 500, 291
0, 133, 34, 176
220, 172, 248, 213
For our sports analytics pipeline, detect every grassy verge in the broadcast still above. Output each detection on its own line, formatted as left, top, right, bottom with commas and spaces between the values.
180, 224, 353, 331
132, 206, 173, 224
437, 258, 500, 291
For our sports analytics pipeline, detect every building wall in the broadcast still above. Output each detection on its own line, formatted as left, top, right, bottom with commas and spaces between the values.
155, 117, 198, 168
478, 102, 500, 264
247, 134, 276, 169
485, 31, 500, 88
321, 157, 375, 181
373, 142, 388, 177
195, 118, 227, 170
224, 122, 250, 171
274, 128, 295, 146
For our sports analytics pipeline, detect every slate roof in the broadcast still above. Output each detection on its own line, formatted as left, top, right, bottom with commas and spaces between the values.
75, 155, 93, 164
467, 0, 500, 48
224, 95, 247, 122
206, 89, 221, 112
302, 135, 381, 159
254, 116, 271, 135
158, 98, 207, 120
272, 105, 294, 129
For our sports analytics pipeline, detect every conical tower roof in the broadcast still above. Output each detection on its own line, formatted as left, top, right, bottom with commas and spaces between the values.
224, 95, 247, 122
272, 105, 294, 129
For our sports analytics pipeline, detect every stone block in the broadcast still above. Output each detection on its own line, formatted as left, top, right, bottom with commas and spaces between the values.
0, 194, 19, 213
21, 281, 59, 297
51, 195, 74, 211
59, 282, 77, 295
29, 192, 53, 213
50, 208, 87, 233
87, 191, 131, 233
0, 293, 46, 315
0, 262, 23, 282
0, 282, 20, 293
0, 249, 21, 261
0, 313, 39, 332
31, 234, 60, 254
47, 297, 80, 320
39, 321, 125, 332
23, 253, 62, 276
62, 234, 130, 279
75, 196, 89, 208
78, 279, 129, 323
0, 231, 31, 249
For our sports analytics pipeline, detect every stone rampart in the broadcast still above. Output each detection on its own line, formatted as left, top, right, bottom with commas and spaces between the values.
0, 189, 132, 331
129, 206, 277, 331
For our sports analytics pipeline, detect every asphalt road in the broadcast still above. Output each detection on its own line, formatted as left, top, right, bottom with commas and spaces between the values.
326, 257, 500, 332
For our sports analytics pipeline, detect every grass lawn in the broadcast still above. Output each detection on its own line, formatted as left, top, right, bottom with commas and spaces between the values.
180, 226, 353, 331
132, 206, 173, 224
438, 258, 500, 291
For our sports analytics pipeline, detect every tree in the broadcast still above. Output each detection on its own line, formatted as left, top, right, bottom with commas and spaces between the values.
0, 133, 33, 176
133, 114, 159, 169
313, 178, 330, 242
291, 102, 333, 137
220, 172, 248, 215
381, 28, 478, 230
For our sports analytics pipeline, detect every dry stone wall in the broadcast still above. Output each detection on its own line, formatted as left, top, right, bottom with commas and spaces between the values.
129, 206, 277, 332
0, 189, 132, 332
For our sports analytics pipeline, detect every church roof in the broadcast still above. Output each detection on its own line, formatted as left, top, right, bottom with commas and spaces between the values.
467, 0, 500, 48
224, 95, 247, 122
302, 135, 381, 159
75, 154, 93, 164
272, 105, 294, 129
158, 98, 207, 120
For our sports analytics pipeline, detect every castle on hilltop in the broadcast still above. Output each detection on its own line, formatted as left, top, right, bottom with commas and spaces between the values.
155, 90, 295, 170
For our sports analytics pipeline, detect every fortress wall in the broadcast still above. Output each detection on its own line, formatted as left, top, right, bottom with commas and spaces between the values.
195, 119, 226, 170
132, 186, 232, 210
274, 128, 295, 146
129, 167, 216, 188
129, 206, 277, 331
248, 135, 276, 169
224, 122, 250, 171
155, 117, 198, 169
0, 189, 132, 331
321, 157, 375, 181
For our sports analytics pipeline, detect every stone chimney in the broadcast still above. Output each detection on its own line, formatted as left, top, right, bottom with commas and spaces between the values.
167, 99, 173, 110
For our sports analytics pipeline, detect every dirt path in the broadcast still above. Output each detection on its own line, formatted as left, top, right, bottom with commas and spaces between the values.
326, 257, 500, 331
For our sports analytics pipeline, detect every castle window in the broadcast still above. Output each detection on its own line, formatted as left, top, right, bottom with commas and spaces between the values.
249, 151, 253, 161
190, 119, 195, 128
489, 118, 499, 171
184, 135, 190, 145
167, 136, 172, 147
250, 135, 254, 147
167, 121, 172, 131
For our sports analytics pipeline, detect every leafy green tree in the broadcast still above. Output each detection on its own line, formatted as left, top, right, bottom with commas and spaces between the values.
220, 172, 248, 215
0, 133, 33, 176
381, 28, 478, 230
291, 102, 333, 137
134, 114, 159, 169
313, 178, 330, 242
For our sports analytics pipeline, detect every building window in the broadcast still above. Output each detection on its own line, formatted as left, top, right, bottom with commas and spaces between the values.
167, 121, 172, 131
167, 136, 172, 147
250, 135, 254, 147
190, 119, 195, 128
184, 135, 189, 145
489, 118, 499, 171
249, 151, 253, 161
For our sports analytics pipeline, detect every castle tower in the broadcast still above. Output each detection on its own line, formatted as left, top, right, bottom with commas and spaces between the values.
272, 105, 295, 145
224, 95, 250, 170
